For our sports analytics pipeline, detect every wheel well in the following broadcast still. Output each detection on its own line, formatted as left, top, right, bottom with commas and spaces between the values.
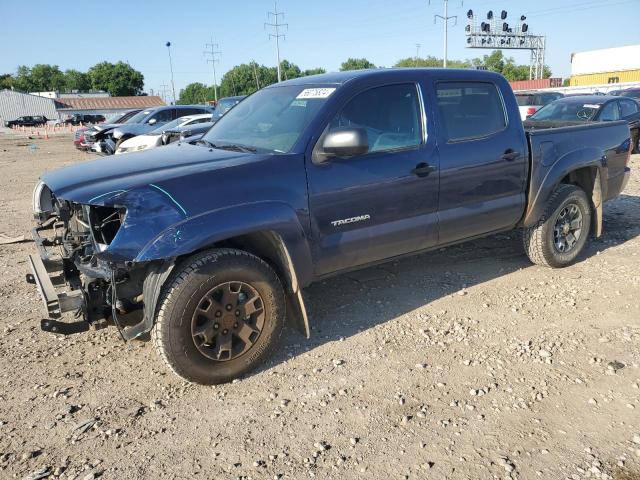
561, 166, 603, 237
209, 231, 295, 292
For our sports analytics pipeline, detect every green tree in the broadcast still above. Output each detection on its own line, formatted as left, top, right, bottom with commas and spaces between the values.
0, 74, 13, 90
219, 61, 277, 97
303, 67, 326, 76
340, 58, 376, 71
88, 61, 144, 96
395, 56, 471, 68
63, 69, 91, 92
178, 82, 216, 104
12, 64, 65, 92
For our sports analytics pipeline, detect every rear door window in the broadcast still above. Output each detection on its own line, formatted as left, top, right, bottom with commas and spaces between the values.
436, 82, 506, 142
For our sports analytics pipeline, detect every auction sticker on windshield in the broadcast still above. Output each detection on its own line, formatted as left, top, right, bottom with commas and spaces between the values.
583, 104, 601, 109
297, 88, 336, 99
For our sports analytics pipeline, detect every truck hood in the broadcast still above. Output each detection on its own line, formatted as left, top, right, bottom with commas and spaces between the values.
42, 143, 248, 204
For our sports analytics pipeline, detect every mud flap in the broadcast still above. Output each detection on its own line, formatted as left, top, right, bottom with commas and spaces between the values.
120, 261, 174, 341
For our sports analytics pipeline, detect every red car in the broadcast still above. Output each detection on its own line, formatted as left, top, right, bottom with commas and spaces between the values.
73, 110, 141, 151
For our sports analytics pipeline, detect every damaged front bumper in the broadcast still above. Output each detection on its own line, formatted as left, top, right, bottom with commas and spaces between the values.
26, 219, 91, 335
26, 214, 173, 341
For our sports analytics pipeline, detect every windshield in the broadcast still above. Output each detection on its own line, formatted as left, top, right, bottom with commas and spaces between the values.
125, 110, 152, 124
203, 86, 334, 153
530, 101, 600, 122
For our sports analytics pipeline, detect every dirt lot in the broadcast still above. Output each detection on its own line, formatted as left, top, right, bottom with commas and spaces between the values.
0, 132, 638, 480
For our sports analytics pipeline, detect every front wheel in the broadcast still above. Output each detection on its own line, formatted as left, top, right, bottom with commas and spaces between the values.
523, 184, 592, 268
152, 248, 285, 384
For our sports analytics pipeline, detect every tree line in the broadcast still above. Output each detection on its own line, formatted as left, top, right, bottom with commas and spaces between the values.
0, 62, 145, 96
0, 50, 550, 103
179, 51, 550, 104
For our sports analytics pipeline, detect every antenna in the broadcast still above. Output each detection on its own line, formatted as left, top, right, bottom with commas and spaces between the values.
265, 2, 288, 83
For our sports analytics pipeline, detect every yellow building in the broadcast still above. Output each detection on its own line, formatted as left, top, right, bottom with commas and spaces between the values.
570, 69, 640, 86
570, 45, 640, 86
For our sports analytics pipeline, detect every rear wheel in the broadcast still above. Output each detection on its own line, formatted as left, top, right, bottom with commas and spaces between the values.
523, 184, 591, 268
152, 248, 285, 384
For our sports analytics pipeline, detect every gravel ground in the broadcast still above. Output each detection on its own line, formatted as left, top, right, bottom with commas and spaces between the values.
0, 132, 639, 480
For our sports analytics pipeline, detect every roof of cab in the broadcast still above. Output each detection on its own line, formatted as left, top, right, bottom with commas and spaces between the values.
269, 68, 506, 87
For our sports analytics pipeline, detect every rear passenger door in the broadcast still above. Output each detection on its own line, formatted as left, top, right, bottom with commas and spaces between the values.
431, 80, 527, 244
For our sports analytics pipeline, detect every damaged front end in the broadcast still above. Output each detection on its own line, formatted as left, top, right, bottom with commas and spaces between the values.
28, 181, 176, 340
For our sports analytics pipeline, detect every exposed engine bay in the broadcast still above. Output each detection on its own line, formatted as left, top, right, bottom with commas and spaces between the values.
29, 182, 165, 339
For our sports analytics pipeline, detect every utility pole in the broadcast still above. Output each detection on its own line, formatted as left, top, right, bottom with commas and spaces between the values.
165, 42, 177, 104
204, 37, 222, 102
159, 82, 170, 104
415, 43, 422, 66
432, 0, 457, 68
251, 60, 260, 90
265, 2, 288, 83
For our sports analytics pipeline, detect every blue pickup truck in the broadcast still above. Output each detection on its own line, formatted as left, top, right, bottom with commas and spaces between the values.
28, 69, 631, 384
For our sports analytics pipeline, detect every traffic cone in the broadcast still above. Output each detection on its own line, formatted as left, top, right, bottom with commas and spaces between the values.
44, 130, 49, 140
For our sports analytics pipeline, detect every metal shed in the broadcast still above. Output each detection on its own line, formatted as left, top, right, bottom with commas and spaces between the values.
0, 89, 61, 125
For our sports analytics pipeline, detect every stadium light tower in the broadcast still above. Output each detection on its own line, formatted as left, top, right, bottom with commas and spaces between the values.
165, 41, 177, 104
465, 10, 546, 79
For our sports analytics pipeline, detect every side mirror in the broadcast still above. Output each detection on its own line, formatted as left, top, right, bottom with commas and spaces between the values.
148, 118, 157, 125
317, 127, 369, 162
181, 130, 192, 139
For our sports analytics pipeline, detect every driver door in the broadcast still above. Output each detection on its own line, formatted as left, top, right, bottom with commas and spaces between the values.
306, 82, 440, 276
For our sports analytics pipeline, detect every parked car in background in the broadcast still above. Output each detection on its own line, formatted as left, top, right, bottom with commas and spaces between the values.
619, 88, 640, 103
525, 95, 640, 153
170, 120, 215, 143
115, 114, 213, 154
110, 105, 213, 150
75, 110, 142, 151
29, 69, 631, 384
4, 115, 50, 128
64, 114, 106, 125
515, 91, 563, 120
212, 96, 246, 122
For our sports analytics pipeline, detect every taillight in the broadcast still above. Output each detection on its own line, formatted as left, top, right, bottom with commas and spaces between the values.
526, 107, 537, 117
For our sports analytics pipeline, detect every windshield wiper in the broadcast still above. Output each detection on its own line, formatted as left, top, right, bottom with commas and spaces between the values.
196, 140, 258, 153
196, 139, 215, 148
214, 143, 257, 153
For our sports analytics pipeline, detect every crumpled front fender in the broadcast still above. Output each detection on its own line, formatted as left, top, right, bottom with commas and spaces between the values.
134, 201, 314, 286
91, 185, 188, 264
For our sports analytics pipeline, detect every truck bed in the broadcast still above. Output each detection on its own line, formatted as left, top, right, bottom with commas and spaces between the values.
523, 120, 631, 226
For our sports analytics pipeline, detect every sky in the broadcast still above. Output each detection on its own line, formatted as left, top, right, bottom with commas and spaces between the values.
1, 0, 639, 101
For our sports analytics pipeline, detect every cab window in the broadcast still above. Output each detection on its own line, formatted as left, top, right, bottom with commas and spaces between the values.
328, 83, 422, 153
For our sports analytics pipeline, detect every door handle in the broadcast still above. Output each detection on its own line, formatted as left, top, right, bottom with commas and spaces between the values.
412, 162, 437, 177
502, 149, 520, 161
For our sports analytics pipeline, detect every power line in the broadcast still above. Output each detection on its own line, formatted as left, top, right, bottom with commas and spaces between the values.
431, 0, 458, 68
265, 2, 288, 83
203, 37, 222, 102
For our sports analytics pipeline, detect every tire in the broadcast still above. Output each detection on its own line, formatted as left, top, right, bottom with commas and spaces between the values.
523, 184, 592, 268
151, 248, 285, 384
